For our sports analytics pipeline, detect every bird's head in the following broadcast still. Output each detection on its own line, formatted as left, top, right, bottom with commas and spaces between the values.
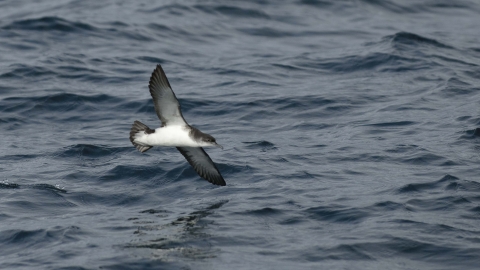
201, 133, 223, 149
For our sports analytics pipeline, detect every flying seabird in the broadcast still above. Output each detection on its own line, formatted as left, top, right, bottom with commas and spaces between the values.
129, 65, 226, 186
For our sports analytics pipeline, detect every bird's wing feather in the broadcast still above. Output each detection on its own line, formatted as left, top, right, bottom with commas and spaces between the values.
148, 65, 187, 126
176, 147, 226, 186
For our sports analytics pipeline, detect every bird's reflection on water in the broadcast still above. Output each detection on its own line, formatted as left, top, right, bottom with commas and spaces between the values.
124, 200, 229, 260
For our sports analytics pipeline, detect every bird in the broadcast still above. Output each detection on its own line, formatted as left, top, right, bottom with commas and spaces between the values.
129, 65, 226, 186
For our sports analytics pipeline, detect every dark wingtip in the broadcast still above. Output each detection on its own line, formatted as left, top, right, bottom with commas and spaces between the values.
149, 64, 172, 91
198, 170, 226, 186
176, 147, 227, 187
201, 172, 226, 186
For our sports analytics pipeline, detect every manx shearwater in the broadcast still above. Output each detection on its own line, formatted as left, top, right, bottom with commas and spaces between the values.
130, 65, 226, 186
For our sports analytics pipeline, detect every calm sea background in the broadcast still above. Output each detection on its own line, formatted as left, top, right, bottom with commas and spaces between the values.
1, 0, 480, 269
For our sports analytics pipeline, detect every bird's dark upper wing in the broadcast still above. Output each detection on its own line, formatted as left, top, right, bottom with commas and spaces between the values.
148, 65, 187, 126
176, 147, 226, 186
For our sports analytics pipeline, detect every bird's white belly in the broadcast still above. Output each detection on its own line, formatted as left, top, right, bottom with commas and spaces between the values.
141, 125, 199, 147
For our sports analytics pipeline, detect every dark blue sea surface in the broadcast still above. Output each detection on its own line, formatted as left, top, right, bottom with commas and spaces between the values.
1, 0, 480, 269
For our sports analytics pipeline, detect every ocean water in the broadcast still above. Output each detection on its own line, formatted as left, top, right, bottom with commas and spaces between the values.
1, 0, 480, 269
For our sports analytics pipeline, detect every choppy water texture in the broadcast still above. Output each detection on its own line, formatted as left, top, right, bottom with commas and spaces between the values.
1, 0, 480, 269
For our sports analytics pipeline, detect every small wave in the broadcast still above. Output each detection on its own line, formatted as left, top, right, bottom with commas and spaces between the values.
235, 207, 284, 217
59, 144, 122, 159
140, 209, 170, 214
238, 27, 324, 38
437, 77, 479, 98
459, 122, 480, 139
361, 0, 475, 14
298, 0, 335, 8
0, 63, 130, 83
2, 16, 97, 33
304, 236, 478, 264
140, 3, 194, 14
305, 205, 369, 223
28, 183, 67, 193
0, 181, 66, 193
0, 226, 83, 255
404, 196, 464, 212
369, 201, 404, 211
294, 31, 452, 74
365, 120, 416, 127
397, 174, 459, 194
301, 244, 373, 261
387, 31, 453, 49
0, 182, 20, 189
0, 153, 38, 161
137, 55, 169, 64
0, 93, 122, 119
100, 164, 167, 182
244, 141, 277, 152
195, 5, 270, 19
0, 64, 56, 79
473, 128, 480, 137
296, 52, 428, 73
402, 153, 455, 166
233, 95, 342, 122
468, 206, 480, 216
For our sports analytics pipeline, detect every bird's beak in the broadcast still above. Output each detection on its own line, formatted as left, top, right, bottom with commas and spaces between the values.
215, 143, 223, 149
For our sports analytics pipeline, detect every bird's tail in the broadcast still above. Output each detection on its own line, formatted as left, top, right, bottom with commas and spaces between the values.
130, 120, 153, 153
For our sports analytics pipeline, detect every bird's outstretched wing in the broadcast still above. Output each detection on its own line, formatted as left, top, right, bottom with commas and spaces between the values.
149, 65, 187, 126
176, 147, 226, 186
